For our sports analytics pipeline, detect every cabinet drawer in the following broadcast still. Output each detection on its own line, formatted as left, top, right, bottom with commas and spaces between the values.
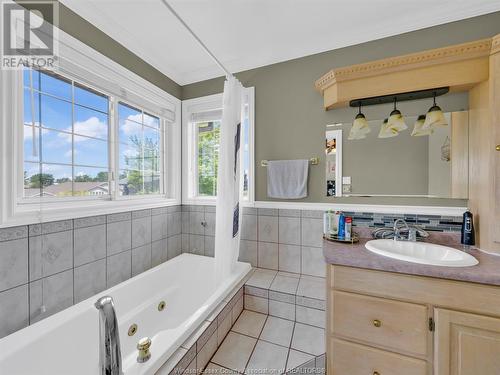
331, 338, 427, 375
332, 290, 428, 356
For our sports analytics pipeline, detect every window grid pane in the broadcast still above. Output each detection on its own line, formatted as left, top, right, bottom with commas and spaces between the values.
197, 121, 220, 197
23, 68, 110, 198
193, 103, 250, 199
118, 102, 162, 196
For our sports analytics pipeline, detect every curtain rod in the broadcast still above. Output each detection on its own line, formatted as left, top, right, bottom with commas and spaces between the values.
160, 0, 233, 79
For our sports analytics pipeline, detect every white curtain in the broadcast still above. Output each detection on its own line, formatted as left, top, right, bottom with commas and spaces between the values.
215, 76, 244, 283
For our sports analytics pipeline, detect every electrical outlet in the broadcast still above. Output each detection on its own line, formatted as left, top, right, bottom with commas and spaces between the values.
343, 184, 352, 193
342, 176, 351, 185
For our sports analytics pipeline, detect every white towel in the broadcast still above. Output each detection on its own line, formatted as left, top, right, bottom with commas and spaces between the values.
267, 160, 309, 199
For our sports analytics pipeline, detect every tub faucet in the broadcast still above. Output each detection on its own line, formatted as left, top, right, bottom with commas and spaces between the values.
95, 296, 123, 375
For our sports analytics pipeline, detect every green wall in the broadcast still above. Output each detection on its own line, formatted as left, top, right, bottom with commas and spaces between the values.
182, 12, 500, 206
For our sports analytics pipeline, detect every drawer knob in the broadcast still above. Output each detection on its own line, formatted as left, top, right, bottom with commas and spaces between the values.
496, 145, 500, 151
373, 372, 380, 375
373, 319, 382, 328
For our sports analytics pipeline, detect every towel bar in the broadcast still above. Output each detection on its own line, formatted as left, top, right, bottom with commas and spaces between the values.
261, 158, 319, 167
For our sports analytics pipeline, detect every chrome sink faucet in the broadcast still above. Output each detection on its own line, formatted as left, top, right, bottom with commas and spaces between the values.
95, 296, 123, 375
393, 219, 411, 241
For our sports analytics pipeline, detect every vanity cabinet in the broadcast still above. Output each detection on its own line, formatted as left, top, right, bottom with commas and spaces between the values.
434, 309, 500, 374
327, 265, 500, 375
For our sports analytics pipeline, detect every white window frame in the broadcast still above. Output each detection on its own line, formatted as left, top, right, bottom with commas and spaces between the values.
0, 28, 181, 227
182, 88, 255, 206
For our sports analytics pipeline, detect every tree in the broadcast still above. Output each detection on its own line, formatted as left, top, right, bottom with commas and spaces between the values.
95, 171, 108, 182
198, 122, 220, 196
56, 177, 71, 184
29, 173, 54, 188
74, 174, 93, 182
122, 132, 160, 195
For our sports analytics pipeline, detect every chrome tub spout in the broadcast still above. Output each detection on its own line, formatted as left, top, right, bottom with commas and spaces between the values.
95, 296, 123, 375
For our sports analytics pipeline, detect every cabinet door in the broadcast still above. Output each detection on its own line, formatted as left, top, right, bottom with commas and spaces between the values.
434, 308, 500, 375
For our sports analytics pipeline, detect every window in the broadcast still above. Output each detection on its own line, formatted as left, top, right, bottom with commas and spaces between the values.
118, 102, 163, 196
197, 120, 220, 196
21, 68, 169, 201
0, 29, 181, 226
23, 69, 110, 198
182, 88, 255, 204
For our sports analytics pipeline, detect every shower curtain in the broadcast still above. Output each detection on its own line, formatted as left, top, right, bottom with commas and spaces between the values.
215, 76, 244, 282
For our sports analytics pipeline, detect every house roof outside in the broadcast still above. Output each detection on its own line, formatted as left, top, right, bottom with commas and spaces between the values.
23, 181, 110, 197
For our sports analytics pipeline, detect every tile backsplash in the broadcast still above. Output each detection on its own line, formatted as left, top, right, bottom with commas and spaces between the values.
0, 203, 462, 338
342, 211, 463, 232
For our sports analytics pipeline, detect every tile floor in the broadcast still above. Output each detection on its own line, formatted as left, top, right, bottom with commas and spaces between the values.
206, 309, 325, 374
245, 270, 326, 302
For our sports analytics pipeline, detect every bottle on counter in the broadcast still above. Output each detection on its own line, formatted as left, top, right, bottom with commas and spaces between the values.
323, 210, 333, 236
338, 213, 345, 240
331, 211, 340, 236
461, 210, 475, 247
345, 217, 352, 241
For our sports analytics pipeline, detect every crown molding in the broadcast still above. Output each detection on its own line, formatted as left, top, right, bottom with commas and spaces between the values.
315, 38, 493, 93
491, 33, 500, 56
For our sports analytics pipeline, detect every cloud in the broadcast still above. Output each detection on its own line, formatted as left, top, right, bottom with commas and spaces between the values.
23, 123, 48, 140
120, 113, 159, 136
58, 116, 107, 143
127, 114, 142, 124
120, 119, 141, 136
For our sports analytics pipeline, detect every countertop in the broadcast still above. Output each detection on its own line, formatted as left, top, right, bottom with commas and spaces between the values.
323, 231, 500, 287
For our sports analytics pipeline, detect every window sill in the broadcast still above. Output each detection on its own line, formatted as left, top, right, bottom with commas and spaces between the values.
1, 197, 180, 228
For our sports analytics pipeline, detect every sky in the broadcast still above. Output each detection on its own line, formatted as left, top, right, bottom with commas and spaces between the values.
23, 69, 161, 185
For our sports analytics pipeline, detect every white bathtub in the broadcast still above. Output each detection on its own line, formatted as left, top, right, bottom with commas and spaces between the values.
0, 253, 251, 375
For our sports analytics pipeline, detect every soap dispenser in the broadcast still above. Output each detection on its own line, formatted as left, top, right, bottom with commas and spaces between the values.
461, 210, 475, 246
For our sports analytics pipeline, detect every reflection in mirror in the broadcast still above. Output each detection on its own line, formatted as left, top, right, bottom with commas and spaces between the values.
325, 111, 468, 199
325, 129, 342, 197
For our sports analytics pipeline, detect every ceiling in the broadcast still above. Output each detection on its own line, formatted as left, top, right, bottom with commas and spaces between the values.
60, 0, 500, 85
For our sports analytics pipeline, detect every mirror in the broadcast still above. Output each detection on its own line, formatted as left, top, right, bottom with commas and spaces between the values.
325, 111, 469, 199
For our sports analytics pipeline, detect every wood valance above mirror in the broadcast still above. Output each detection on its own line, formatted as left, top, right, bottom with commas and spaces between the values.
315, 35, 500, 109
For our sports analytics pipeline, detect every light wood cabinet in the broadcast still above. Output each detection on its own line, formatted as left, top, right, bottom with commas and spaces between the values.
332, 291, 428, 357
469, 34, 500, 252
491, 38, 500, 244
331, 338, 427, 375
327, 265, 500, 375
434, 308, 500, 375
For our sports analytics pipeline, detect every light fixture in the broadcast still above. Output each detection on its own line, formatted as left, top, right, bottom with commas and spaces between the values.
348, 103, 370, 140
411, 115, 434, 136
423, 92, 447, 129
387, 98, 407, 132
378, 118, 398, 138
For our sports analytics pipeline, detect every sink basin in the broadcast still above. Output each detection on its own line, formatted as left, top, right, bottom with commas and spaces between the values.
365, 239, 478, 267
